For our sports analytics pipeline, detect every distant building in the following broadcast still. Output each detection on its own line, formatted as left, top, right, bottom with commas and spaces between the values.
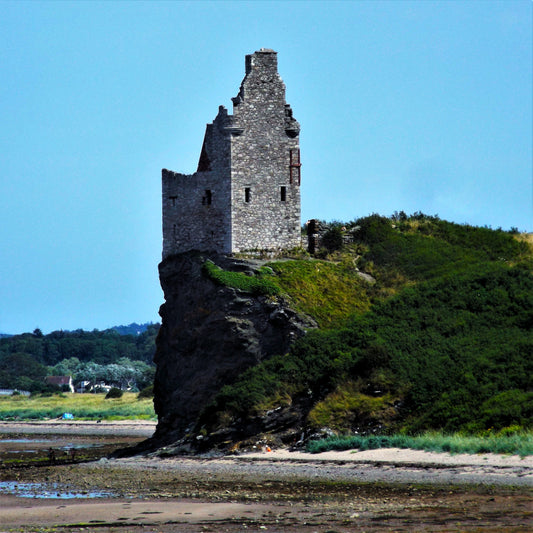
0, 388, 30, 396
45, 375, 74, 393
76, 380, 92, 393
162, 49, 301, 257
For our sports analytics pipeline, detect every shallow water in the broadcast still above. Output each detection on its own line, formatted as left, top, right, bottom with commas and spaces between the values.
0, 437, 106, 454
0, 433, 144, 498
0, 481, 116, 499
0, 433, 143, 453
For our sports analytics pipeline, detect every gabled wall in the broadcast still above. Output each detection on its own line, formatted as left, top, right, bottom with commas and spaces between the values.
229, 49, 301, 252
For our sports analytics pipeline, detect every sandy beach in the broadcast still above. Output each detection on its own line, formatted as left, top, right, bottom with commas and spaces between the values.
1, 421, 531, 531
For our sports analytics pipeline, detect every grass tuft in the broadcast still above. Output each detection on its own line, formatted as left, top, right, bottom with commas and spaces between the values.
306, 430, 533, 457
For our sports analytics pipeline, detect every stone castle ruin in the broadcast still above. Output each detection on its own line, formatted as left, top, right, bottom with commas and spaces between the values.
162, 49, 301, 257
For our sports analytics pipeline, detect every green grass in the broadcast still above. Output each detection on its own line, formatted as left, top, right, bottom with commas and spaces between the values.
0, 392, 156, 421
306, 430, 533, 457
307, 384, 400, 431
204, 257, 375, 329
202, 260, 280, 296
266, 259, 373, 328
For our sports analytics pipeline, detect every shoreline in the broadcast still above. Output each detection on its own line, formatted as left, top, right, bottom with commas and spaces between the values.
1, 420, 531, 470
0, 419, 157, 437
109, 450, 532, 488
1, 421, 531, 531
241, 446, 533, 468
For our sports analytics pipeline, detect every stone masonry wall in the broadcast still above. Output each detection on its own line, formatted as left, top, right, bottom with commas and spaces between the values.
162, 169, 231, 257
162, 106, 233, 257
230, 50, 301, 252
162, 49, 301, 258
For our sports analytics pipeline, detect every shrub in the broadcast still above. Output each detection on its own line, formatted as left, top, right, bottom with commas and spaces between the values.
355, 214, 395, 245
307, 384, 399, 432
321, 227, 344, 252
137, 384, 154, 399
105, 387, 123, 399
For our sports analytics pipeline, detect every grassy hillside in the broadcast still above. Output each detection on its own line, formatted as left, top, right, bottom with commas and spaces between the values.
200, 214, 532, 437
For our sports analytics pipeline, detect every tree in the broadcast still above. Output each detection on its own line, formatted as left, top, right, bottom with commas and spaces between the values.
0, 352, 48, 390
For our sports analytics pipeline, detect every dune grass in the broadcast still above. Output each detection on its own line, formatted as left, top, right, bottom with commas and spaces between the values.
306, 430, 533, 457
0, 392, 155, 421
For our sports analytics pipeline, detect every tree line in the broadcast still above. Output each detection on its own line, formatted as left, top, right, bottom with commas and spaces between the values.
0, 324, 158, 393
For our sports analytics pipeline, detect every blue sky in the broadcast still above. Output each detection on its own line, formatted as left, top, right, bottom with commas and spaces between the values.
1, 1, 531, 334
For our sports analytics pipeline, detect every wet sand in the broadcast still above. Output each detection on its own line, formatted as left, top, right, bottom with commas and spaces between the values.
1, 421, 532, 531
0, 419, 156, 437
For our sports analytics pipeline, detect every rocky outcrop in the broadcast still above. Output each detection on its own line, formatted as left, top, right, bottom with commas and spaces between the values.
151, 252, 315, 450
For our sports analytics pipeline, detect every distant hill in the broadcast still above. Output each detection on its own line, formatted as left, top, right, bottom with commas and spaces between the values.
112, 322, 156, 336
0, 322, 156, 338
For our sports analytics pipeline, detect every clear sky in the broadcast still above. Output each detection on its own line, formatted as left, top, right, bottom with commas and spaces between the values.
1, 1, 531, 334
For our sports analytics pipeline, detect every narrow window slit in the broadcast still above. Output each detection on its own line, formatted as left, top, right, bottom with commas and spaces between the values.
289, 149, 301, 185
203, 189, 212, 205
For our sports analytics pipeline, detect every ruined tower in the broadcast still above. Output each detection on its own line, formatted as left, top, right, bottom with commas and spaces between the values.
162, 49, 301, 257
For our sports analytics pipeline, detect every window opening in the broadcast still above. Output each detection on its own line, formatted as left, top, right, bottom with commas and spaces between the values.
169, 196, 177, 207
289, 149, 301, 185
280, 186, 287, 201
245, 187, 251, 203
203, 189, 212, 205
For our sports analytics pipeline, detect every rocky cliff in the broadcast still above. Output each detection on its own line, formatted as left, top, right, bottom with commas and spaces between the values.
150, 252, 315, 451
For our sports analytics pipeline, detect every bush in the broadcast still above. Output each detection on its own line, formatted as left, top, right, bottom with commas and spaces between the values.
105, 387, 123, 399
137, 384, 154, 399
321, 227, 344, 252
355, 214, 395, 245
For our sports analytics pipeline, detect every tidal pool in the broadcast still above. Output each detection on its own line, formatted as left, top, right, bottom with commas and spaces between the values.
0, 432, 145, 499
0, 481, 116, 499
0, 433, 144, 462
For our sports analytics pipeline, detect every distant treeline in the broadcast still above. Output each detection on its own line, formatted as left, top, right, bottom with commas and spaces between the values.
0, 323, 159, 393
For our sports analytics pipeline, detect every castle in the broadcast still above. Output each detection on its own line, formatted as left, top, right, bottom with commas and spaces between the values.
162, 49, 301, 258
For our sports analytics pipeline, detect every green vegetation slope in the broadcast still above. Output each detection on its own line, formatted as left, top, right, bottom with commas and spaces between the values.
200, 214, 532, 437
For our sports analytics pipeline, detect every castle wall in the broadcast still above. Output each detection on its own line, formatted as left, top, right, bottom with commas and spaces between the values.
162, 49, 301, 258
162, 169, 231, 256
229, 50, 301, 252
162, 104, 233, 257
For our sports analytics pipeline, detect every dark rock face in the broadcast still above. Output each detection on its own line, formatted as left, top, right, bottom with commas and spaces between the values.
152, 252, 315, 448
